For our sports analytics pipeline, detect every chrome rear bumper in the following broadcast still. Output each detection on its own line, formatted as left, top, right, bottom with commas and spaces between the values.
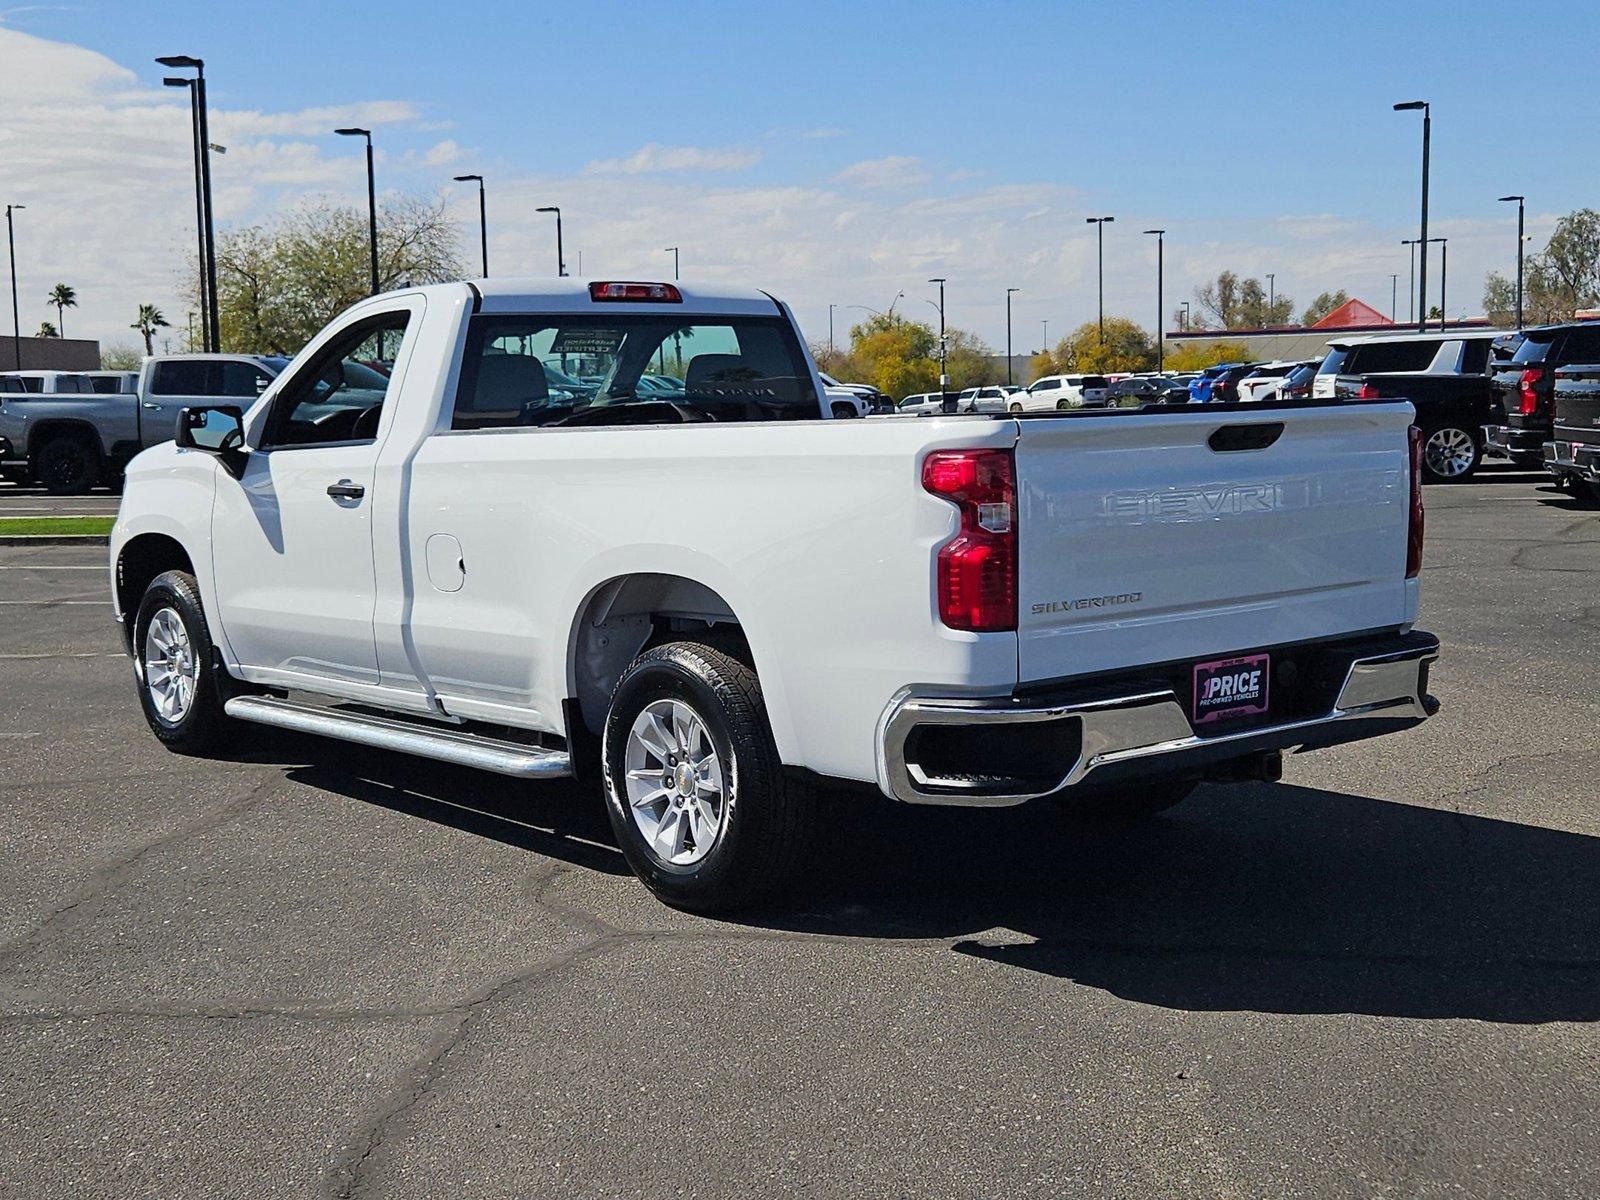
877, 637, 1439, 807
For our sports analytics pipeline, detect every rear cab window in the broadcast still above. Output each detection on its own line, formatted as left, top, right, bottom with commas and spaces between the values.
1511, 334, 1555, 365
1316, 347, 1351, 377
450, 314, 819, 431
1347, 339, 1440, 374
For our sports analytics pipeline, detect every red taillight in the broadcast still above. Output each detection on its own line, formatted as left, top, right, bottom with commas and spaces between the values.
588, 281, 683, 303
1517, 367, 1544, 415
922, 449, 1017, 632
1406, 425, 1425, 579
1357, 382, 1381, 400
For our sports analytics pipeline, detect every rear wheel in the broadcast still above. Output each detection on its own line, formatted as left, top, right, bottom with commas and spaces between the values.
132, 570, 238, 754
830, 401, 858, 419
601, 640, 815, 912
1009, 402, 1024, 414
34, 434, 100, 494
1419, 423, 1481, 482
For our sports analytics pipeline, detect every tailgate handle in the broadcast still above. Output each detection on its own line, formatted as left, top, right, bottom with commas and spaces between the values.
1209, 422, 1284, 452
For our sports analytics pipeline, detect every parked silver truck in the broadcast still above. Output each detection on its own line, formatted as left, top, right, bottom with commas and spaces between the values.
0, 354, 284, 492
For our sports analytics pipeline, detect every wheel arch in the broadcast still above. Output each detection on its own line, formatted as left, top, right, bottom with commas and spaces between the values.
27, 418, 105, 461
564, 572, 794, 755
114, 532, 195, 652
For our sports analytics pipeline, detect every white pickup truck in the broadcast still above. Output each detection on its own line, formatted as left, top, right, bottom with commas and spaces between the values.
110, 278, 1439, 911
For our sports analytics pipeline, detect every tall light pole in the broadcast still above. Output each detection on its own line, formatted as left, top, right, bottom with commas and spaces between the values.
1401, 238, 1419, 323
1390, 274, 1399, 321
335, 127, 380, 295
1266, 272, 1276, 323
535, 207, 566, 276
1086, 216, 1114, 338
929, 277, 947, 390
1499, 194, 1526, 329
454, 174, 488, 277
885, 289, 904, 316
158, 56, 218, 351
1041, 319, 1049, 351
1180, 301, 1189, 332
1144, 229, 1165, 370
162, 74, 210, 350
6, 204, 22, 369
1428, 236, 1448, 329
1005, 287, 1019, 385
663, 246, 679, 280
1394, 100, 1430, 332
827, 303, 836, 356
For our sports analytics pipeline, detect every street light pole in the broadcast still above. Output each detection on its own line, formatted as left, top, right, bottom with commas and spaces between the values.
928, 278, 947, 390
6, 204, 22, 369
1266, 272, 1276, 322
827, 303, 836, 356
1005, 287, 1019, 385
335, 127, 380, 294
1394, 100, 1431, 332
1428, 237, 1448, 330
163, 75, 209, 349
664, 246, 679, 280
1041, 319, 1048, 351
1086, 216, 1114, 338
535, 207, 566, 276
158, 56, 219, 350
1401, 239, 1419, 323
1390, 274, 1398, 321
1144, 230, 1165, 370
454, 175, 488, 277
1180, 301, 1189, 332
1499, 194, 1526, 329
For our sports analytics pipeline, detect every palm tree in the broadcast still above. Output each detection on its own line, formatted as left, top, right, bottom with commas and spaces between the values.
36, 321, 59, 338
47, 283, 77, 338
131, 304, 169, 355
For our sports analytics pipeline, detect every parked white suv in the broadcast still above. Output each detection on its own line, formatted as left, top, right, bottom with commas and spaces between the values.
1020, 374, 1109, 411
1312, 333, 1497, 399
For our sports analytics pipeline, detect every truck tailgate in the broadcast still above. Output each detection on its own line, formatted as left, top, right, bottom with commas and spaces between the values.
1013, 404, 1415, 684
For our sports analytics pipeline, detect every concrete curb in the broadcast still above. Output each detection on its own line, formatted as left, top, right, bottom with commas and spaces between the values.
0, 534, 111, 546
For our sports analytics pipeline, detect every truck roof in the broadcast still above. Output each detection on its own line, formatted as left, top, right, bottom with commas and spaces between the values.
461, 277, 786, 317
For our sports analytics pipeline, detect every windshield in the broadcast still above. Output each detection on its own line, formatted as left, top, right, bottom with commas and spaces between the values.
1316, 347, 1350, 376
451, 314, 820, 430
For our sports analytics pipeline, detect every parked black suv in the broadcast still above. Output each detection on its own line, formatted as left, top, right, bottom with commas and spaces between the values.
1544, 364, 1600, 503
1486, 321, 1600, 466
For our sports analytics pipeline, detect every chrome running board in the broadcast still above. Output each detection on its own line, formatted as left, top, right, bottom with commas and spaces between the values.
224, 695, 571, 780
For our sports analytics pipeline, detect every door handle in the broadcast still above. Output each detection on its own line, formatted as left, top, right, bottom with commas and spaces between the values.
141, 402, 161, 410
326, 480, 365, 500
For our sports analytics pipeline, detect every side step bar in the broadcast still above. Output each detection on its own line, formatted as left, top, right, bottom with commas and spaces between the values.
224, 695, 572, 780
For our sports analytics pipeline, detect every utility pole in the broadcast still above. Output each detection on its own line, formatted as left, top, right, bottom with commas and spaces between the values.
1144, 230, 1165, 370
1005, 288, 1019, 385
1394, 100, 1431, 332
6, 204, 22, 369
1499, 194, 1526, 329
929, 278, 947, 391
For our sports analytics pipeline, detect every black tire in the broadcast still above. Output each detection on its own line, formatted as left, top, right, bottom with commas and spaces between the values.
34, 434, 101, 495
1418, 422, 1482, 483
601, 640, 815, 913
1574, 478, 1600, 508
830, 401, 859, 419
1009, 402, 1024, 414
132, 569, 237, 754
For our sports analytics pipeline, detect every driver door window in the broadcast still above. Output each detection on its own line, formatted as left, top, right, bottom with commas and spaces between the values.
265, 313, 409, 447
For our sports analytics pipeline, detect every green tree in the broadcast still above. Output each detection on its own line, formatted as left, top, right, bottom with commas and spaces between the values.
210, 195, 463, 354
1057, 317, 1155, 373
943, 327, 1002, 390
1301, 289, 1350, 325
1027, 348, 1059, 383
131, 304, 169, 355
1192, 270, 1295, 329
100, 343, 143, 370
1483, 208, 1600, 325
35, 321, 58, 338
47, 283, 77, 338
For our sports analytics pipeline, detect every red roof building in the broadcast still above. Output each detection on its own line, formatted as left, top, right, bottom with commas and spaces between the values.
1310, 298, 1394, 329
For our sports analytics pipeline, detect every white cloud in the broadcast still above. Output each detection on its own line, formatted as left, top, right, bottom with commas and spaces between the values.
584, 143, 761, 175
212, 100, 420, 140
835, 155, 930, 190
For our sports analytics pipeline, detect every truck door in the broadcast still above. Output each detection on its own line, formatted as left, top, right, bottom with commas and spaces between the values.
210, 309, 413, 690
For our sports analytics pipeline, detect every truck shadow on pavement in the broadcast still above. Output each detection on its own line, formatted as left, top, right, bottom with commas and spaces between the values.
269, 734, 1600, 1025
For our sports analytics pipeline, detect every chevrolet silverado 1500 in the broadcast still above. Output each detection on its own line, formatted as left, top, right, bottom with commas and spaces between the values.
110, 278, 1440, 910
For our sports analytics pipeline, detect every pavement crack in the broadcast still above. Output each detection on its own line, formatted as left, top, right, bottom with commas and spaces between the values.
0, 770, 281, 977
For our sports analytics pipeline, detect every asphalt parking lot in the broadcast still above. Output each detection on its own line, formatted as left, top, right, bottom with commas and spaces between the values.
1, 466, 1596, 1199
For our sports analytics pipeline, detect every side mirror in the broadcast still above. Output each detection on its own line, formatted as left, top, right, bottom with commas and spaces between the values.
176, 405, 247, 478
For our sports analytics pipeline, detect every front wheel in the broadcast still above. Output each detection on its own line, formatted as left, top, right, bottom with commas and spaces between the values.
132, 570, 237, 754
1419, 423, 1481, 482
601, 641, 815, 912
34, 435, 100, 494
1009, 402, 1024, 414
830, 402, 859, 419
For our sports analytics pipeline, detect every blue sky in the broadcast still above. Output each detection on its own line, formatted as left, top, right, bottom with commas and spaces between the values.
3, 0, 1595, 350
